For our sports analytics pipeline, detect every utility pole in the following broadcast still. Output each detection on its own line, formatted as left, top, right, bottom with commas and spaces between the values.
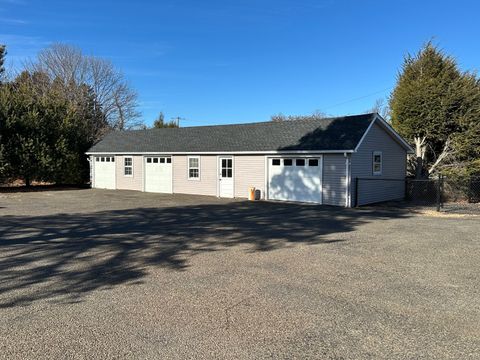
171, 117, 184, 127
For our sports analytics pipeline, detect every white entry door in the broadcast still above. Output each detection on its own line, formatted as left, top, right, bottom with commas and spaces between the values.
145, 156, 172, 193
94, 156, 116, 189
218, 157, 234, 198
268, 157, 323, 204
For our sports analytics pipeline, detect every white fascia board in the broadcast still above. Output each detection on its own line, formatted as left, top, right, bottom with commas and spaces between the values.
374, 114, 415, 153
353, 117, 376, 153
86, 150, 355, 155
353, 114, 414, 153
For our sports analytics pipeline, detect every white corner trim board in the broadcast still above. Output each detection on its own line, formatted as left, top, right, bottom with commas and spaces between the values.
344, 153, 351, 207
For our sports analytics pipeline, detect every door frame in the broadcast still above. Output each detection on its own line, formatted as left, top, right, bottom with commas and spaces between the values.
216, 155, 234, 198
265, 155, 323, 204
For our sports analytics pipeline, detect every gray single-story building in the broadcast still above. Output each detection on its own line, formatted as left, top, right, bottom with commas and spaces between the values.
86, 113, 413, 207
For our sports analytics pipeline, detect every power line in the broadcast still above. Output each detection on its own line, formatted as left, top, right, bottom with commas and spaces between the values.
170, 116, 185, 127
169, 86, 394, 126
322, 86, 393, 110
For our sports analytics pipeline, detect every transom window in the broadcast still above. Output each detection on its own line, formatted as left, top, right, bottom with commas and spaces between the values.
372, 151, 383, 175
97, 156, 114, 162
146, 157, 171, 164
124, 157, 133, 176
271, 158, 320, 166
188, 156, 200, 180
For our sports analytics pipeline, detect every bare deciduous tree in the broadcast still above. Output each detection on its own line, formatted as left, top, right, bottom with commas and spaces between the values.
32, 43, 142, 131
370, 98, 390, 120
271, 110, 327, 122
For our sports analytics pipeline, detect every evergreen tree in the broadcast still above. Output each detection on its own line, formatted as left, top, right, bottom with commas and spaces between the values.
0, 45, 6, 82
0, 70, 104, 186
0, 45, 6, 180
390, 42, 480, 177
152, 112, 179, 128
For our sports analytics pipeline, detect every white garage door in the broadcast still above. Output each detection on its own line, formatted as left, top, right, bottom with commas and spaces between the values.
145, 156, 172, 193
94, 156, 116, 189
268, 157, 323, 204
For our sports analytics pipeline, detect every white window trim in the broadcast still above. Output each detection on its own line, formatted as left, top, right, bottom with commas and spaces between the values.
187, 156, 200, 181
372, 151, 383, 176
124, 156, 133, 177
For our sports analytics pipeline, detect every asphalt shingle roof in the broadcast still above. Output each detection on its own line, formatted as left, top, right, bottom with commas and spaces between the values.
87, 113, 376, 153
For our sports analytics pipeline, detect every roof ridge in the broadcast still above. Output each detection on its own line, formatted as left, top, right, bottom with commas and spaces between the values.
127, 112, 376, 132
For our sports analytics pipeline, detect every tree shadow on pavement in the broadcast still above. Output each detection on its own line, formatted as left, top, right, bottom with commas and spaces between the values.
0, 201, 410, 308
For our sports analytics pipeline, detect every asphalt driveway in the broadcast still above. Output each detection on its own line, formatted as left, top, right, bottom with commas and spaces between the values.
0, 189, 479, 359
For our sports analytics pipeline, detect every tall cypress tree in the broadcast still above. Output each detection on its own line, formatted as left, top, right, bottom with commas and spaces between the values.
0, 45, 6, 82
0, 45, 7, 181
390, 42, 480, 178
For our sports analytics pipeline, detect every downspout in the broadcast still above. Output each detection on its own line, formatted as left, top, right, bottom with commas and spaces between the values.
344, 152, 351, 207
88, 155, 94, 188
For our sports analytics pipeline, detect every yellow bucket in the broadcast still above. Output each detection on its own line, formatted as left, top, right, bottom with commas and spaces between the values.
248, 187, 256, 201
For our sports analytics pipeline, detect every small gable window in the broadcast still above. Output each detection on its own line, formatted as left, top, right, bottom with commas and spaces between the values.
372, 151, 382, 176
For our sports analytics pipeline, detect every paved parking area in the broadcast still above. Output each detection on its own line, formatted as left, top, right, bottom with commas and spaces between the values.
0, 189, 479, 359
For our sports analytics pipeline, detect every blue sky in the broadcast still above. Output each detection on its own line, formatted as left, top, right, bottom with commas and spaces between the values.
1, 0, 479, 127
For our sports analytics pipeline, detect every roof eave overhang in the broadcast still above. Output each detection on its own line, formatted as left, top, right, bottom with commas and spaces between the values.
85, 149, 355, 155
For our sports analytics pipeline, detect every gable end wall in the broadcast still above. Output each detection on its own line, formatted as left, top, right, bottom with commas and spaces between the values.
351, 121, 407, 206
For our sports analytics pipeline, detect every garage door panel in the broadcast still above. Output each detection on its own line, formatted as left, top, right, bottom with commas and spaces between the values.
93, 156, 116, 189
145, 157, 172, 193
268, 157, 322, 204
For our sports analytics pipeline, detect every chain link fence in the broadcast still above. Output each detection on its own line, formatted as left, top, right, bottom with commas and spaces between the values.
355, 175, 480, 214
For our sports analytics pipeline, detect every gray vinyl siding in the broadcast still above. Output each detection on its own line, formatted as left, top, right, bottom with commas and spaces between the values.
322, 154, 347, 206
351, 121, 407, 206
